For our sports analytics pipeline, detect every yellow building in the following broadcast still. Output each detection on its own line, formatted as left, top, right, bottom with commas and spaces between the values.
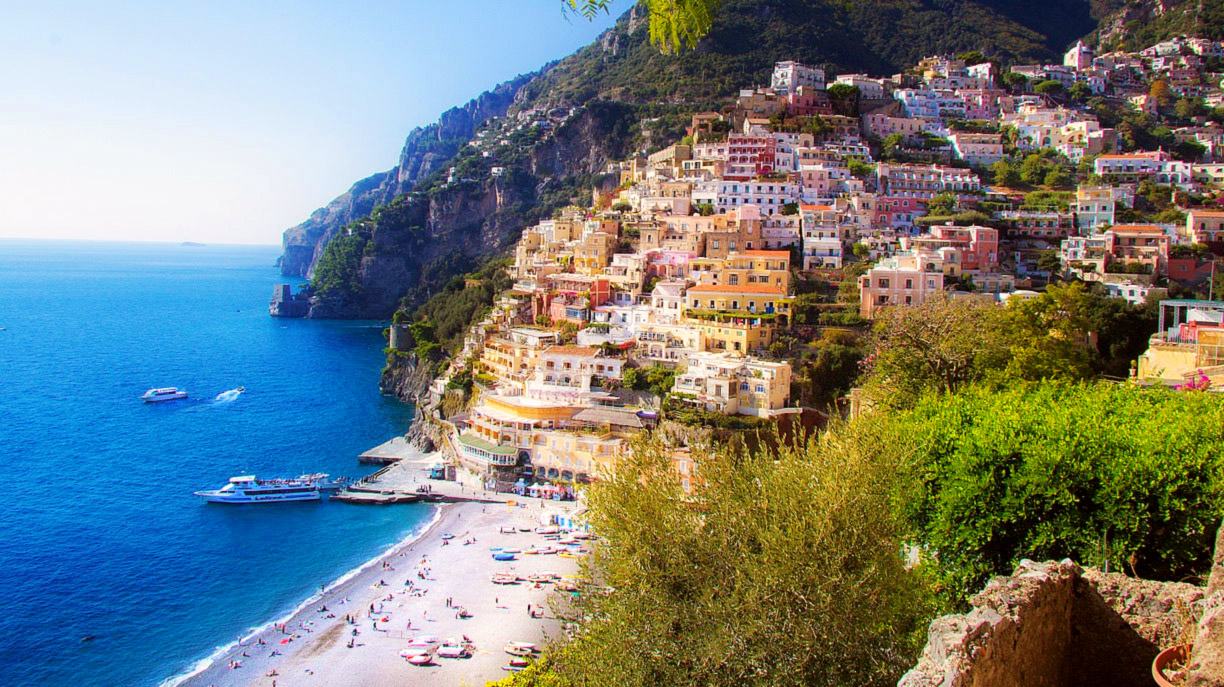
684, 283, 791, 353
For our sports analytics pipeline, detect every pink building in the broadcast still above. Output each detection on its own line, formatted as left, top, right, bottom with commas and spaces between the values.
725, 134, 777, 181
876, 163, 981, 203
858, 254, 946, 319
905, 224, 999, 274
874, 196, 926, 231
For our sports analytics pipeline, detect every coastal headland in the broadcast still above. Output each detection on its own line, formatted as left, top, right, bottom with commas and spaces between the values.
178, 461, 583, 687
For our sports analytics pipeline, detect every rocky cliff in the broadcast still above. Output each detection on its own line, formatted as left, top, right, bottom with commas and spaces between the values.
280, 73, 537, 281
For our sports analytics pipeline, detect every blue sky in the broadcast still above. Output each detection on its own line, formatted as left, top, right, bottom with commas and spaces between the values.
0, 1, 626, 245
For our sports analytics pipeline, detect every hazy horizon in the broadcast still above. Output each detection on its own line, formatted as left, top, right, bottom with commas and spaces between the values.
0, 1, 626, 246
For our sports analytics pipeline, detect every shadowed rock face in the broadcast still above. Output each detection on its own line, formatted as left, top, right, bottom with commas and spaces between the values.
899, 560, 1207, 687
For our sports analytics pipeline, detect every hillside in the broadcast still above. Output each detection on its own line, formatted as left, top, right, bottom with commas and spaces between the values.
1090, 0, 1224, 52
281, 0, 1107, 319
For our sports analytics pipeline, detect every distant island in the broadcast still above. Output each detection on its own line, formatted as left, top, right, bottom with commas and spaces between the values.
181, 241, 207, 247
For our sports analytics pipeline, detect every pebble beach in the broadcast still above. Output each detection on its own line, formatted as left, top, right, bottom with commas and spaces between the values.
179, 485, 584, 687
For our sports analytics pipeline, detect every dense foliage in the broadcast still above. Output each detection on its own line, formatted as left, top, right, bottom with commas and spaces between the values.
507, 430, 933, 687
405, 257, 514, 355
525, 0, 1097, 108
862, 284, 1157, 407
888, 382, 1224, 604
310, 228, 369, 300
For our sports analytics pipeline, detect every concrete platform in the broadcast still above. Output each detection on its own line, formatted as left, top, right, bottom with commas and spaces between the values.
358, 436, 435, 464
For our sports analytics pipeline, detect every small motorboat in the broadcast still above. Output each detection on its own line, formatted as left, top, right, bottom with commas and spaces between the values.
141, 387, 188, 403
407, 653, 433, 666
504, 644, 534, 657
508, 656, 532, 667
525, 573, 554, 584
491, 573, 518, 585
441, 533, 455, 540
500, 548, 521, 554
400, 647, 432, 658
406, 635, 441, 646
492, 552, 517, 561
534, 526, 559, 535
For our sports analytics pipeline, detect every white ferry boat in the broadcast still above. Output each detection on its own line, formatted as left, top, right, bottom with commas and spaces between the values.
194, 475, 331, 504
141, 387, 188, 403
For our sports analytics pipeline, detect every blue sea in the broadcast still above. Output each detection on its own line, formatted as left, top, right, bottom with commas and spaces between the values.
0, 240, 430, 687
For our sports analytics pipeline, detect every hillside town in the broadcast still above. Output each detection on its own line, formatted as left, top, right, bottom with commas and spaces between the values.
401, 38, 1224, 492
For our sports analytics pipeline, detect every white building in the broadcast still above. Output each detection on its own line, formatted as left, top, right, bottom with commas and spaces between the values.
672, 352, 792, 417
772, 60, 825, 95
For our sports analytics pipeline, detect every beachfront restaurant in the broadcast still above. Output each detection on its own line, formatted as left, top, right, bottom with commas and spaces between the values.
457, 433, 518, 469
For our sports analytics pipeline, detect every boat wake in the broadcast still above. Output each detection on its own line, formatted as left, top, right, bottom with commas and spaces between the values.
213, 388, 244, 403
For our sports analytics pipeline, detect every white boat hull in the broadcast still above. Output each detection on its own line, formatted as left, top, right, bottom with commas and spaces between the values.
143, 392, 188, 403
194, 490, 321, 504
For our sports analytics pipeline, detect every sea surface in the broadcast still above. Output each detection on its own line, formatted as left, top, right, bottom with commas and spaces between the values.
0, 240, 430, 687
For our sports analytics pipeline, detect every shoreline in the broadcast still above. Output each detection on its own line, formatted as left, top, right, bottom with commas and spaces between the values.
173, 490, 582, 687
163, 503, 444, 687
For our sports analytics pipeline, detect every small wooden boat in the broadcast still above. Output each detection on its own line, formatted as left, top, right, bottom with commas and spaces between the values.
438, 643, 470, 659
407, 653, 433, 666
504, 645, 534, 657
493, 552, 517, 561
441, 533, 455, 540
508, 657, 531, 667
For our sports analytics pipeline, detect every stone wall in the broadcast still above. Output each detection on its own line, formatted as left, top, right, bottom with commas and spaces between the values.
899, 559, 1206, 687
1188, 525, 1224, 687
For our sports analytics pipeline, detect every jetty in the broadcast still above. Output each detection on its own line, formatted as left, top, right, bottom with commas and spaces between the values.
334, 446, 504, 506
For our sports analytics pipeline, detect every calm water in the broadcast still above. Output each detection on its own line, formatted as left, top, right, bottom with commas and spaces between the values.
0, 240, 430, 687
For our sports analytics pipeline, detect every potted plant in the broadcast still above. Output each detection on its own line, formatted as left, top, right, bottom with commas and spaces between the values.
1152, 644, 1191, 687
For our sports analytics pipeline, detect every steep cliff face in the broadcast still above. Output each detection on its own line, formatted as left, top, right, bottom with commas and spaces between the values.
303, 101, 641, 319
279, 73, 536, 280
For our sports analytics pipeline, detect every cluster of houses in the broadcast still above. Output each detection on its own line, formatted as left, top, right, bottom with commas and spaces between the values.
417, 39, 1224, 491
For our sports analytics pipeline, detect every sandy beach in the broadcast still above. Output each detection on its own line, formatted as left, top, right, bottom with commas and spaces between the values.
178, 489, 583, 687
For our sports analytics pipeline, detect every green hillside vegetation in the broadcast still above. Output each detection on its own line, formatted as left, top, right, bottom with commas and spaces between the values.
890, 382, 1224, 605
526, 0, 1101, 108
1094, 0, 1224, 51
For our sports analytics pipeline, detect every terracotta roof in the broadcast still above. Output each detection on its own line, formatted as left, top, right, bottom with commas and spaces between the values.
1110, 224, 1164, 232
544, 345, 600, 357
800, 204, 834, 210
687, 283, 786, 295
1097, 153, 1161, 160
1188, 210, 1224, 217
739, 250, 791, 257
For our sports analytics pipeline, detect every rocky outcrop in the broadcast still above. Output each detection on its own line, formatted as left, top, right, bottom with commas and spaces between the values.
379, 352, 435, 404
899, 559, 1206, 687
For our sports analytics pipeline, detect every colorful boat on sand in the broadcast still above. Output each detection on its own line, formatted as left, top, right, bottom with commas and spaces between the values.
492, 552, 517, 561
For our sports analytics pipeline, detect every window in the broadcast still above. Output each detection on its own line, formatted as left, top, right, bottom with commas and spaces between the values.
878, 278, 890, 288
